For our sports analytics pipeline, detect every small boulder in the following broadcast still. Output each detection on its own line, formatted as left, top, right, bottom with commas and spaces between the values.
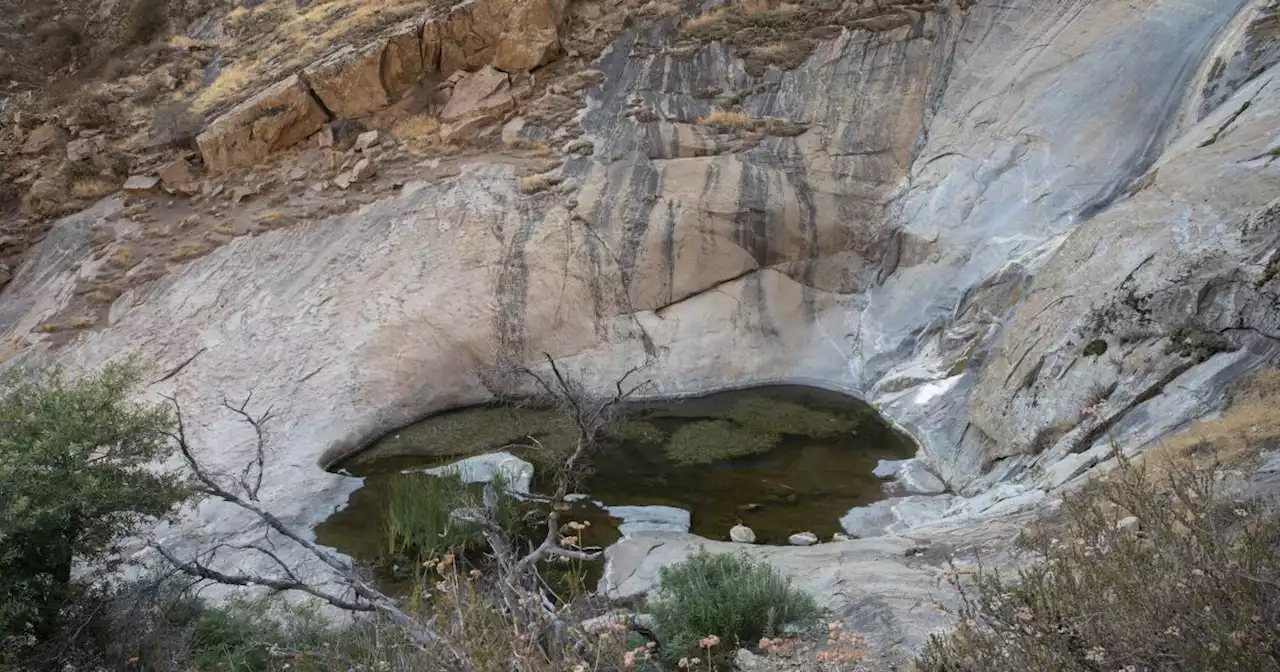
66, 138, 96, 163
501, 117, 527, 145
315, 127, 335, 149
158, 159, 199, 193
123, 175, 160, 193
22, 123, 66, 155
788, 531, 818, 546
729, 524, 756, 544
440, 115, 501, 144
441, 66, 514, 121
333, 171, 354, 190
1116, 516, 1141, 535
354, 130, 381, 152
352, 158, 377, 182
734, 648, 768, 672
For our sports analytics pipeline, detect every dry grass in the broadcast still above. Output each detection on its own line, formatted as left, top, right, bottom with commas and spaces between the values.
390, 113, 463, 155
212, 222, 242, 237
69, 176, 121, 200
697, 109, 755, 128
68, 315, 96, 329
1143, 368, 1280, 480
918, 455, 1280, 672
391, 113, 440, 142
682, 8, 729, 31
106, 245, 136, 270
695, 109, 806, 137
518, 173, 561, 194
167, 241, 210, 262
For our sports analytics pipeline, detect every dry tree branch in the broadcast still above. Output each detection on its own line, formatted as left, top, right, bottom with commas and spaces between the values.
153, 395, 471, 665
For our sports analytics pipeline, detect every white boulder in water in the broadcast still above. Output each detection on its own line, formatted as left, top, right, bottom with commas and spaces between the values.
788, 531, 819, 546
415, 451, 534, 495
605, 505, 691, 537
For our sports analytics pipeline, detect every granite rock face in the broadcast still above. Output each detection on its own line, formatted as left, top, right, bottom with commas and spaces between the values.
3, 0, 1280, 658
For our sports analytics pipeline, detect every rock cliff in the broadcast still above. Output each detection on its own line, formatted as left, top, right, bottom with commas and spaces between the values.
2, 0, 1280, 662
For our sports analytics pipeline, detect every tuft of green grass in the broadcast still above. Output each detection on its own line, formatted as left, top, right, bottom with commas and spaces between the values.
384, 470, 525, 562
651, 550, 818, 665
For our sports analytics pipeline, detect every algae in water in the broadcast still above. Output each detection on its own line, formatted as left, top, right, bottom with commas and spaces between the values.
664, 419, 781, 465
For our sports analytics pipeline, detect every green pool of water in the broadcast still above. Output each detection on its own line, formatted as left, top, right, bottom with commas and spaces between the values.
315, 385, 915, 577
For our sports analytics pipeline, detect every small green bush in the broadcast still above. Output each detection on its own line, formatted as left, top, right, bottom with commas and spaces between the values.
916, 457, 1280, 671
651, 550, 818, 664
384, 470, 525, 562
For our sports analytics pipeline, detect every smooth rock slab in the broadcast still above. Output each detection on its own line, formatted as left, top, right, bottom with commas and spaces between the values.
840, 496, 954, 538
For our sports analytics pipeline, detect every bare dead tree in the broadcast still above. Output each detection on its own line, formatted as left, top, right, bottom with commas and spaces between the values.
151, 355, 650, 671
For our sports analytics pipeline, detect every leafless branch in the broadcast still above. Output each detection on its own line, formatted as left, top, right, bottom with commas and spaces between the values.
153, 395, 471, 665
221, 391, 273, 501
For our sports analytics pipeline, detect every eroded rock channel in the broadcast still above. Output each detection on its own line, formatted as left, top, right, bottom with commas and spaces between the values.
317, 386, 917, 578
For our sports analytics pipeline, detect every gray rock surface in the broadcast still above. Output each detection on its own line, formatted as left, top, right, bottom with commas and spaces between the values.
0, 0, 1278, 657
897, 459, 947, 495
604, 505, 691, 537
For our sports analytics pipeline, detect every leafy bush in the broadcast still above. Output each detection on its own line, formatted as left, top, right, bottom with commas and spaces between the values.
916, 457, 1280, 671
0, 363, 187, 663
651, 550, 818, 664
385, 470, 525, 563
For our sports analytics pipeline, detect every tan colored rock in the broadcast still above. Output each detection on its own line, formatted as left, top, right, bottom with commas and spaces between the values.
424, 0, 513, 75
352, 158, 377, 182
197, 75, 329, 173
158, 159, 199, 193
316, 127, 335, 148
354, 130, 381, 152
303, 43, 388, 119
441, 66, 513, 121
493, 0, 567, 72
382, 19, 428, 101
66, 138, 96, 163
440, 115, 501, 143
21, 123, 66, 155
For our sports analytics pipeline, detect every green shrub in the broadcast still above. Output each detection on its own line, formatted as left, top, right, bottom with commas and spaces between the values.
651, 550, 818, 665
385, 470, 525, 562
0, 363, 187, 663
916, 457, 1280, 671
